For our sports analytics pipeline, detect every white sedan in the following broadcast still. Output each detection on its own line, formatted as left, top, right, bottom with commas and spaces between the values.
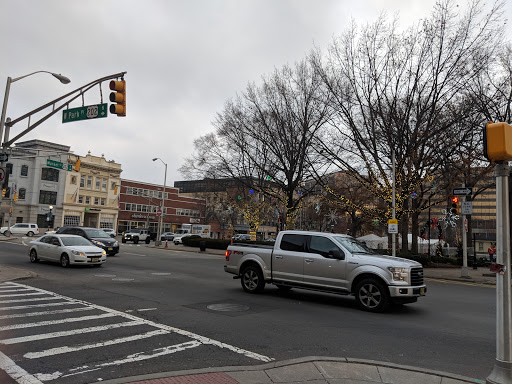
29, 234, 107, 268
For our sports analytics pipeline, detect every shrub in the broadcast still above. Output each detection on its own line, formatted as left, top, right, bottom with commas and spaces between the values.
182, 236, 231, 250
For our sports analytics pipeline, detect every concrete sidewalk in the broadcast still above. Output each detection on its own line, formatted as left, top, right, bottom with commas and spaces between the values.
0, 236, 496, 383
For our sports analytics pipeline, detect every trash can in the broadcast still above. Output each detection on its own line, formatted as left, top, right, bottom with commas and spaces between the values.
199, 240, 206, 252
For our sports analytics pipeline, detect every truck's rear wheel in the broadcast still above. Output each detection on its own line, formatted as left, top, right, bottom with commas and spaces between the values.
241, 265, 265, 293
145, 237, 150, 244
355, 278, 390, 312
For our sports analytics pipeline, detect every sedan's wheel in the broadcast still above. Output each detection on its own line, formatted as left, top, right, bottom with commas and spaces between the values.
4, 230, 11, 237
29, 249, 39, 263
241, 265, 265, 293
27, 231, 34, 237
60, 254, 70, 268
355, 278, 390, 312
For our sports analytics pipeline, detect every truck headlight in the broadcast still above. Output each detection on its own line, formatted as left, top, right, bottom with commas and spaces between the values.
388, 267, 408, 281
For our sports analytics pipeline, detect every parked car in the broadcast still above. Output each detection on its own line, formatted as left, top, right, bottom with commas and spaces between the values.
56, 226, 119, 256
0, 223, 39, 237
232, 234, 251, 241
29, 234, 107, 267
103, 228, 117, 238
121, 228, 155, 244
173, 233, 196, 245
161, 232, 175, 241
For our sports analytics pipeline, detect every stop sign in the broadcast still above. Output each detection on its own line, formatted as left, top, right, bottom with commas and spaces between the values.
156, 209, 162, 217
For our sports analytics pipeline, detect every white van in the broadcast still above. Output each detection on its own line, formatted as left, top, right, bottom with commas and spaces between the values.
1, 223, 39, 237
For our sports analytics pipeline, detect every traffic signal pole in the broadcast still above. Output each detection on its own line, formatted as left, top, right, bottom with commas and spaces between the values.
486, 163, 512, 384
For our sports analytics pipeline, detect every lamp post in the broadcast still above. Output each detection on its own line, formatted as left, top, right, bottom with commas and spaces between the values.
0, 71, 70, 147
152, 158, 167, 246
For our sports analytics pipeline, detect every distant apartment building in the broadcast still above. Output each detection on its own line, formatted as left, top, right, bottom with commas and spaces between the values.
118, 179, 207, 235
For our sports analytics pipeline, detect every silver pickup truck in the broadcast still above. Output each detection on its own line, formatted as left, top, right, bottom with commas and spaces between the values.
224, 230, 427, 312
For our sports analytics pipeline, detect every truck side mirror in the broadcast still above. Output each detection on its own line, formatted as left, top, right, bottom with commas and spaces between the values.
329, 250, 345, 260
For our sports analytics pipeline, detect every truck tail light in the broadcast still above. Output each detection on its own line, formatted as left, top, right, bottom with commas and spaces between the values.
225, 250, 231, 261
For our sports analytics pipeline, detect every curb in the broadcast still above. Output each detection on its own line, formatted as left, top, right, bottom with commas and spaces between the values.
93, 356, 483, 384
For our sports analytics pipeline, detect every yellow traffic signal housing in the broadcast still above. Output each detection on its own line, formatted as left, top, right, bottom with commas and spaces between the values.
74, 158, 81, 172
1, 189, 5, 197
109, 80, 126, 116
13, 193, 18, 202
484, 121, 512, 162
451, 197, 459, 214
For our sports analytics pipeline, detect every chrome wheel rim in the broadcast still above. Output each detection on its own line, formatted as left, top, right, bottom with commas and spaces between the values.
243, 270, 258, 291
359, 283, 382, 309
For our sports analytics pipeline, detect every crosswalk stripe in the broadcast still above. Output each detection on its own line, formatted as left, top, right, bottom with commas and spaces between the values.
0, 313, 118, 331
0, 350, 43, 384
0, 301, 80, 311
0, 292, 49, 298
1, 320, 145, 344
0, 296, 62, 304
24, 330, 169, 359
0, 307, 94, 320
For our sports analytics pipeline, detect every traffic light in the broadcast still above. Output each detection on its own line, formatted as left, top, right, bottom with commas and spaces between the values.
1, 189, 5, 197
451, 197, 460, 215
109, 80, 126, 117
13, 194, 18, 202
74, 158, 81, 172
483, 121, 512, 162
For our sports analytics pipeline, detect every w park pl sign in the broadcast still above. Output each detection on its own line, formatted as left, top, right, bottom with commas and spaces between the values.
62, 103, 108, 123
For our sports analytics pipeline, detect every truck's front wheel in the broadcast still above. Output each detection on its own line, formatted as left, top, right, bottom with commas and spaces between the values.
241, 265, 265, 293
354, 278, 390, 312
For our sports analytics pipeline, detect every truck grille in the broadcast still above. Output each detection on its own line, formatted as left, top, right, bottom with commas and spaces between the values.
410, 267, 424, 286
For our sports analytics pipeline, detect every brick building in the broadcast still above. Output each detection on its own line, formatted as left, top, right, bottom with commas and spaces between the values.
117, 179, 207, 235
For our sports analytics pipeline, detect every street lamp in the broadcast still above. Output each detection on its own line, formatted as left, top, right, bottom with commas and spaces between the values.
152, 158, 167, 246
47, 205, 54, 231
0, 71, 71, 148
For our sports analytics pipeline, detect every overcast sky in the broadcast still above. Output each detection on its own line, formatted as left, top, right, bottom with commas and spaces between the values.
1, 0, 510, 187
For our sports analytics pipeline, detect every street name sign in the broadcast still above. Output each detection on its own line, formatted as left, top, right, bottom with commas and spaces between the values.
46, 159, 72, 171
453, 187, 473, 196
62, 103, 108, 123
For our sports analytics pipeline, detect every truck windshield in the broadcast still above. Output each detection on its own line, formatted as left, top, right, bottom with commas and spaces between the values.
333, 236, 373, 254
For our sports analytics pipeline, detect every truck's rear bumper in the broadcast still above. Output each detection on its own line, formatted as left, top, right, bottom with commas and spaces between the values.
224, 265, 238, 275
388, 284, 427, 297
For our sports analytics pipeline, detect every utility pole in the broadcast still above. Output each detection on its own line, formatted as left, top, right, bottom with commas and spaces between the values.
486, 163, 512, 384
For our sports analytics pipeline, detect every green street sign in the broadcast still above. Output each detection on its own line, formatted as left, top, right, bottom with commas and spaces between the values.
46, 159, 72, 171
62, 103, 108, 123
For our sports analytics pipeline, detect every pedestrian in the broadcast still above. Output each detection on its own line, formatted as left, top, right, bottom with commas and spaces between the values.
488, 243, 496, 263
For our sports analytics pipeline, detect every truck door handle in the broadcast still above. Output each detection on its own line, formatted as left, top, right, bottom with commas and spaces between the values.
275, 255, 283, 259
305, 259, 313, 263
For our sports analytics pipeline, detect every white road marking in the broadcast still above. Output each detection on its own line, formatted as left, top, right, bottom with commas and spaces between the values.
0, 313, 117, 331
0, 350, 43, 384
0, 301, 78, 311
0, 292, 48, 298
24, 330, 169, 359
1, 321, 145, 345
122, 252, 146, 256
0, 307, 94, 320
0, 296, 62, 304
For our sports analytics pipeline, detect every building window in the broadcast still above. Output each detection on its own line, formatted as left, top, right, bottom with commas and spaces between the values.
94, 197, 99, 205
6, 163, 12, 175
71, 176, 77, 184
80, 176, 85, 188
19, 188, 26, 200
39, 190, 57, 205
64, 215, 80, 226
78, 196, 84, 204
87, 176, 92, 189
85, 196, 90, 205
102, 179, 107, 191
20, 165, 28, 177
95, 178, 101, 190
41, 168, 59, 182
100, 218, 114, 228
101, 198, 106, 206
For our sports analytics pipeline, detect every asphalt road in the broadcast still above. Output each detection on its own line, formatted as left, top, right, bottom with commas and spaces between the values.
0, 240, 496, 383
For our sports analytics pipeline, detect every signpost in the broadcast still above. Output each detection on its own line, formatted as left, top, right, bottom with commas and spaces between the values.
62, 103, 108, 123
156, 209, 162, 217
46, 159, 72, 171
388, 219, 398, 234
453, 187, 473, 196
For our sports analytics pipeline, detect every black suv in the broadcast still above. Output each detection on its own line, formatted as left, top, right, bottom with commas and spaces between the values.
56, 226, 120, 256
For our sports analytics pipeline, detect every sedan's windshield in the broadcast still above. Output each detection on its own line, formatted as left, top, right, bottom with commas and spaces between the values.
61, 237, 93, 246
333, 236, 373, 254
84, 229, 111, 238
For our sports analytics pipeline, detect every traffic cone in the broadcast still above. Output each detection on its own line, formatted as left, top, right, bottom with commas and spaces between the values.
165, 240, 168, 248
